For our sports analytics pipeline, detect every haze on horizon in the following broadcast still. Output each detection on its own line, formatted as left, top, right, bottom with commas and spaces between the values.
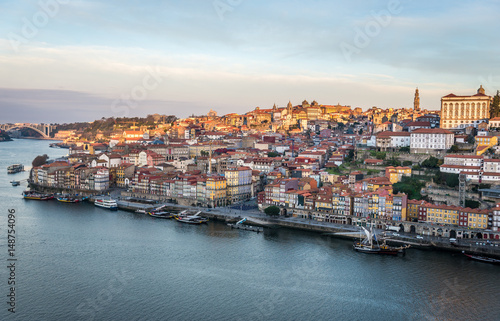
1, 0, 499, 123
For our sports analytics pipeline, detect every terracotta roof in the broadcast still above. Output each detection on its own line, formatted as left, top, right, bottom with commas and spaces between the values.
411, 128, 454, 134
445, 155, 483, 159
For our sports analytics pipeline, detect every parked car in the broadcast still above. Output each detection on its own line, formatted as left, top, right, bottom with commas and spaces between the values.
416, 235, 423, 239
392, 233, 400, 236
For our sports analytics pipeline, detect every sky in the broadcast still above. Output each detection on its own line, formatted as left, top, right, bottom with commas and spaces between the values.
1, 0, 499, 123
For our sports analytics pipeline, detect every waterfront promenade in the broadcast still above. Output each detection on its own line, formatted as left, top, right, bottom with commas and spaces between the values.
110, 194, 500, 258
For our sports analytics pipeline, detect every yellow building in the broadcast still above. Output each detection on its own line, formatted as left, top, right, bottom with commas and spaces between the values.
440, 85, 492, 129
425, 205, 460, 225
385, 166, 412, 184
475, 135, 498, 155
407, 199, 424, 222
466, 210, 489, 229
206, 175, 227, 207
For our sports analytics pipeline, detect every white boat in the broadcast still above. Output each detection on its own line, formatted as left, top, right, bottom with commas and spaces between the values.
94, 198, 118, 210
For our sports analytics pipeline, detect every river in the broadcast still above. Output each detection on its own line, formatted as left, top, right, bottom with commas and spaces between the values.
0, 139, 498, 321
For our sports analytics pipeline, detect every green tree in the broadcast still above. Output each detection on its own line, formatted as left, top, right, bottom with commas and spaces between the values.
399, 147, 410, 153
267, 151, 280, 157
465, 199, 480, 209
393, 177, 425, 200
385, 157, 401, 166
433, 172, 459, 187
345, 150, 355, 163
421, 156, 442, 169
264, 205, 280, 216
490, 90, 500, 118
448, 145, 459, 153
402, 160, 412, 166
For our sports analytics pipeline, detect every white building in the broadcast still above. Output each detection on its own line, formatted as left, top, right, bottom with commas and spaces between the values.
410, 128, 454, 154
94, 168, 109, 191
443, 155, 484, 167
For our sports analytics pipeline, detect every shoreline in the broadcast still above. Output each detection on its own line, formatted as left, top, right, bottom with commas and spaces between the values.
112, 197, 500, 259
24, 183, 500, 259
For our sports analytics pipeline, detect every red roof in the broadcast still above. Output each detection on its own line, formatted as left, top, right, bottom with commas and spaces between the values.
412, 128, 454, 134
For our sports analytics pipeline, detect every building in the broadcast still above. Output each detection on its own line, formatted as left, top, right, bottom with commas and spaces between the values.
376, 131, 411, 151
410, 128, 454, 154
414, 88, 420, 112
440, 86, 492, 129
224, 167, 252, 203
385, 166, 411, 184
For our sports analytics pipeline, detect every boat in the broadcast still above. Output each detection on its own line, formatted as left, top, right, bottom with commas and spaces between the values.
7, 164, 24, 174
94, 198, 118, 210
174, 211, 209, 224
353, 226, 410, 255
57, 195, 88, 203
11, 181, 20, 186
227, 218, 263, 233
462, 251, 500, 265
22, 190, 54, 201
148, 211, 174, 219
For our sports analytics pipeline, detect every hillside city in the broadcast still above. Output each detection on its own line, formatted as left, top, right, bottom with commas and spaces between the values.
5, 86, 500, 240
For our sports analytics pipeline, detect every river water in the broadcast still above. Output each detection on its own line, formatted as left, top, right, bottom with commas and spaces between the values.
0, 139, 498, 321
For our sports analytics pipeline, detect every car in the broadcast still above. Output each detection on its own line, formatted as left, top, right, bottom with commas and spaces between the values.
392, 233, 400, 236
450, 238, 457, 243
416, 235, 423, 239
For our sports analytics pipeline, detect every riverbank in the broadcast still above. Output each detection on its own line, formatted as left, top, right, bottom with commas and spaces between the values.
25, 182, 500, 258
104, 196, 500, 259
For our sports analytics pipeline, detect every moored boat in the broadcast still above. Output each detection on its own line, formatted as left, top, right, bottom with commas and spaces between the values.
7, 164, 24, 174
11, 180, 20, 186
148, 211, 174, 219
57, 195, 88, 203
353, 226, 409, 256
462, 251, 500, 265
174, 211, 208, 224
94, 198, 118, 210
22, 190, 54, 201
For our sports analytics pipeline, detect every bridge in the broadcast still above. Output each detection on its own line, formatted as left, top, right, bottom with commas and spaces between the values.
0, 123, 55, 138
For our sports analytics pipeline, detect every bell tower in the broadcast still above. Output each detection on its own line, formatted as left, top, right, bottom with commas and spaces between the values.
414, 88, 420, 112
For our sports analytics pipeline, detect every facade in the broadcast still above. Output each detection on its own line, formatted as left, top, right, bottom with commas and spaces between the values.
376, 131, 411, 151
410, 128, 454, 153
440, 86, 492, 129
224, 167, 252, 203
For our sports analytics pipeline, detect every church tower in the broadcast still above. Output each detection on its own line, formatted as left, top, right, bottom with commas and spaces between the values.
478, 85, 486, 95
414, 88, 420, 112
287, 101, 293, 114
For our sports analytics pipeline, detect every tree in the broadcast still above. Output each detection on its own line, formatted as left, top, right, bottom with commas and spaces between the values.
421, 156, 442, 169
403, 160, 412, 166
32, 154, 49, 167
385, 157, 401, 167
264, 205, 280, 216
200, 150, 209, 157
399, 147, 410, 153
465, 199, 480, 209
393, 177, 425, 200
448, 145, 459, 153
490, 90, 500, 118
345, 150, 355, 163
267, 151, 280, 157
433, 172, 459, 187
